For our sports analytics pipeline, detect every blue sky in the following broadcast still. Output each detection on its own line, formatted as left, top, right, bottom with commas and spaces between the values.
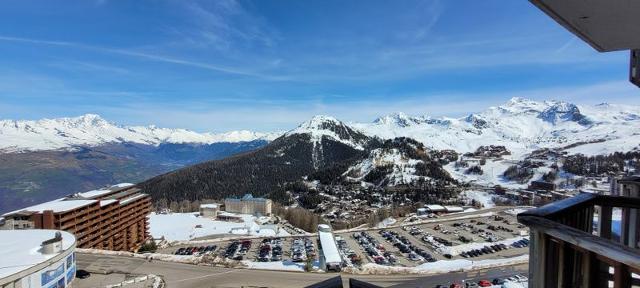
0, 0, 637, 132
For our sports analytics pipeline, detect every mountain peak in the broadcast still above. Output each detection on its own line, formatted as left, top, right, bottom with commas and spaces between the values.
373, 112, 417, 127
287, 115, 369, 149
68, 114, 109, 126
465, 113, 489, 129
502, 97, 544, 110
292, 115, 348, 134
506, 96, 533, 104
538, 101, 588, 125
308, 114, 340, 124
292, 115, 343, 132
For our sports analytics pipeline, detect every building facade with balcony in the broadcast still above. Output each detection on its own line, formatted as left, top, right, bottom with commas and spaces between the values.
518, 192, 640, 287
1, 184, 151, 252
518, 1, 640, 283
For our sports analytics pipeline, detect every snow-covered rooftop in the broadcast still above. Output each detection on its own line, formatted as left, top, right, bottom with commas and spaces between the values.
75, 183, 136, 199
76, 189, 112, 199
226, 194, 268, 202
424, 204, 446, 211
120, 194, 146, 205
200, 203, 219, 209
0, 230, 75, 278
444, 206, 464, 212
110, 183, 135, 189
317, 225, 342, 264
3, 184, 146, 217
3, 199, 97, 216
99, 199, 118, 207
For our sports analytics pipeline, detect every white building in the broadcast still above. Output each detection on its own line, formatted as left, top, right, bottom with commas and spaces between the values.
224, 194, 272, 216
444, 206, 464, 213
317, 224, 342, 272
199, 203, 219, 218
424, 204, 446, 214
0, 230, 76, 288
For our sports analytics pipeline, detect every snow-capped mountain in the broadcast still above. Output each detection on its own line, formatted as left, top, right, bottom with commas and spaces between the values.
0, 114, 281, 152
286, 115, 370, 150
6, 97, 637, 156
353, 97, 640, 157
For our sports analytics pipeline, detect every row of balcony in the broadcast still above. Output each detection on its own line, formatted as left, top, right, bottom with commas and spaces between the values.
518, 193, 640, 288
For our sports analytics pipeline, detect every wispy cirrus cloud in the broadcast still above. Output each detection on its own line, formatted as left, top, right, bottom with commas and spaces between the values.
0, 35, 288, 81
179, 0, 279, 50
47, 60, 131, 75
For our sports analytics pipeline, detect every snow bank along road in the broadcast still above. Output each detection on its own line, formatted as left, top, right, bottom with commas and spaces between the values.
75, 253, 528, 288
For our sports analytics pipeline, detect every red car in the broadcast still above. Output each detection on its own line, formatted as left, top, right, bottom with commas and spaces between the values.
449, 284, 462, 288
478, 280, 492, 287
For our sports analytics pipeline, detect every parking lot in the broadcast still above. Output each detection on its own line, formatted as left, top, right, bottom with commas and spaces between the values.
333, 210, 530, 268
156, 210, 529, 271
160, 236, 319, 266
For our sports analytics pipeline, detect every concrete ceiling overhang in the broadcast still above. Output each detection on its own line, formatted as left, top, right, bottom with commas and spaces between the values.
530, 0, 640, 52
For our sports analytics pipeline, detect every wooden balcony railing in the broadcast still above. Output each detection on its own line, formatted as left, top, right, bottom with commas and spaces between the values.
518, 193, 640, 288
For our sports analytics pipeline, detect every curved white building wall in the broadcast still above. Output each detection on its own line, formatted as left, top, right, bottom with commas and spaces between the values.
0, 230, 76, 288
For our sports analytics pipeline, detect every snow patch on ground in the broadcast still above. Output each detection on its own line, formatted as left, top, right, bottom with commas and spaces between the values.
461, 190, 496, 208
444, 158, 528, 189
349, 254, 529, 275
241, 260, 321, 272
149, 212, 289, 241
77, 248, 201, 264
377, 217, 397, 228
505, 208, 532, 216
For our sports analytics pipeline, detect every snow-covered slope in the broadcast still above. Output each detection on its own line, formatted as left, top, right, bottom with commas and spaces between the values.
339, 138, 454, 187
0, 114, 281, 152
344, 148, 425, 185
353, 97, 640, 158
286, 115, 370, 150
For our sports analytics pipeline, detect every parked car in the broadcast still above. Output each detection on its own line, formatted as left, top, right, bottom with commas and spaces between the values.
76, 269, 91, 279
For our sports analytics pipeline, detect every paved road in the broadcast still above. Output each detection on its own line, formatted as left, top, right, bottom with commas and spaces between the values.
75, 253, 527, 288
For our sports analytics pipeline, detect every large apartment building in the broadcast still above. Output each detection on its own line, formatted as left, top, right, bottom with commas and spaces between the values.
1, 183, 151, 252
224, 194, 272, 216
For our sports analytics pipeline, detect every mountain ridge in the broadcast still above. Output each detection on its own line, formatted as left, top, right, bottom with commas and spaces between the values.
3, 97, 640, 212
5, 97, 640, 156
0, 114, 281, 153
